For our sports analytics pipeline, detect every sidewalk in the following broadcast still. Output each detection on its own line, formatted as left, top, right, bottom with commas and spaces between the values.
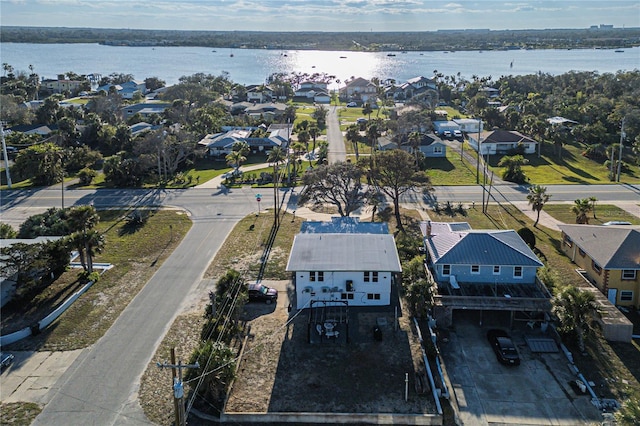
195, 163, 271, 189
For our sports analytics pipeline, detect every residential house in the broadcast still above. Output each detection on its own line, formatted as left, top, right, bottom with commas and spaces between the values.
339, 77, 377, 104
41, 77, 84, 95
246, 85, 273, 103
433, 120, 462, 136
422, 221, 550, 327
287, 217, 401, 310
384, 76, 439, 107
98, 80, 147, 99
468, 129, 538, 155
129, 122, 159, 137
244, 103, 288, 121
412, 134, 446, 158
198, 126, 288, 156
558, 224, 640, 308
6, 124, 56, 136
294, 81, 331, 104
453, 118, 483, 134
121, 102, 171, 120
480, 87, 500, 98
377, 135, 398, 151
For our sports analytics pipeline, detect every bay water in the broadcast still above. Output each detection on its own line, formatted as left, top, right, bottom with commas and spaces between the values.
1, 43, 638, 88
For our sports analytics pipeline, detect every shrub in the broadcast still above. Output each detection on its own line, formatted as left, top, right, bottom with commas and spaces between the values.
517, 227, 536, 249
78, 167, 97, 186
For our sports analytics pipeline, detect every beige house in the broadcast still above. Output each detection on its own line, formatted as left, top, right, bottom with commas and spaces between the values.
339, 77, 377, 103
559, 224, 640, 308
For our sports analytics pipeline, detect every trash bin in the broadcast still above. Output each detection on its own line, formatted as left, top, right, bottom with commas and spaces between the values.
373, 326, 382, 341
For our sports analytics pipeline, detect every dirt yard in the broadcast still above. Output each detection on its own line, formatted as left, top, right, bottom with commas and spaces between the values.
224, 281, 436, 416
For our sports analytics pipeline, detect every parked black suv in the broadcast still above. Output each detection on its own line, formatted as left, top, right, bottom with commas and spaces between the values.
248, 283, 278, 304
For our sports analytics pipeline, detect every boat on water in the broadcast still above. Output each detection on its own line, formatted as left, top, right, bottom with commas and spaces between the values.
340, 56, 347, 59
387, 53, 396, 57
615, 49, 624, 53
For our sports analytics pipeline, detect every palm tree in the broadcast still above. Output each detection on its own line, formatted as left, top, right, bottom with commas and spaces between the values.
225, 150, 246, 172
85, 230, 105, 274
366, 122, 380, 155
309, 124, 319, 156
588, 196, 597, 219
552, 285, 598, 352
362, 103, 373, 121
571, 198, 593, 224
408, 131, 422, 168
68, 205, 101, 273
527, 185, 551, 227
498, 154, 529, 183
268, 147, 286, 225
345, 124, 361, 161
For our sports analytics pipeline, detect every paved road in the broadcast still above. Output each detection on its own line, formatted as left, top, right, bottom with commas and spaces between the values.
326, 105, 346, 164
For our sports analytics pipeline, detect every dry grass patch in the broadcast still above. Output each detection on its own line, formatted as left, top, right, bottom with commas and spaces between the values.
0, 402, 42, 425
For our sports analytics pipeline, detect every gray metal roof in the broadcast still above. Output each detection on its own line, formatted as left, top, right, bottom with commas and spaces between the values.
558, 224, 640, 269
286, 233, 402, 272
422, 221, 542, 267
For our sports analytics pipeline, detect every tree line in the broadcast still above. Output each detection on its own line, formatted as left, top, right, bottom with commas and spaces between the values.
2, 26, 639, 51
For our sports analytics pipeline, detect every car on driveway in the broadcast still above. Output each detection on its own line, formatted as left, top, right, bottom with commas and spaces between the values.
346, 102, 358, 107
1, 352, 14, 370
248, 283, 278, 304
487, 329, 520, 366
442, 130, 452, 139
453, 130, 463, 139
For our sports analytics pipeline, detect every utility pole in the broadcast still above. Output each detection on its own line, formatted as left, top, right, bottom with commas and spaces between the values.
1, 123, 12, 189
157, 348, 200, 426
476, 118, 481, 184
617, 118, 625, 182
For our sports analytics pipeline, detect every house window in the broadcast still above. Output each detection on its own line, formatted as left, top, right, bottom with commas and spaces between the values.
310, 271, 324, 282
341, 293, 354, 300
622, 270, 637, 280
434, 146, 443, 154
592, 262, 602, 275
442, 265, 451, 276
578, 248, 586, 257
514, 266, 523, 278
471, 265, 480, 274
493, 265, 501, 275
364, 272, 379, 282
563, 234, 573, 247
620, 291, 633, 302
367, 293, 381, 300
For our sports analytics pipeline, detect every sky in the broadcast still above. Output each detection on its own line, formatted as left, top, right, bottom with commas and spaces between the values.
1, 0, 639, 32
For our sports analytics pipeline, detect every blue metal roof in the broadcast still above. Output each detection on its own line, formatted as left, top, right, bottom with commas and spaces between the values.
423, 221, 542, 267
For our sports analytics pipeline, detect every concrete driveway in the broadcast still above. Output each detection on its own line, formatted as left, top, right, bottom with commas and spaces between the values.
440, 313, 603, 425
0, 350, 83, 404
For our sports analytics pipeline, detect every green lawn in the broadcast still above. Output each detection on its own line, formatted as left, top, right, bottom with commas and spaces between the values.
543, 204, 640, 225
511, 141, 640, 185
426, 145, 478, 185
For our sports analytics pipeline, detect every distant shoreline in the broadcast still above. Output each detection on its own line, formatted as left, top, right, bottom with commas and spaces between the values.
2, 26, 639, 52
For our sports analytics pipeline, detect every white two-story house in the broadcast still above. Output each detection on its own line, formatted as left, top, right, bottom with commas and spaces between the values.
286, 218, 401, 310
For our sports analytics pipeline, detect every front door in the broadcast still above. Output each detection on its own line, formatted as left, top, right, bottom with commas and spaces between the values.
607, 289, 617, 305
